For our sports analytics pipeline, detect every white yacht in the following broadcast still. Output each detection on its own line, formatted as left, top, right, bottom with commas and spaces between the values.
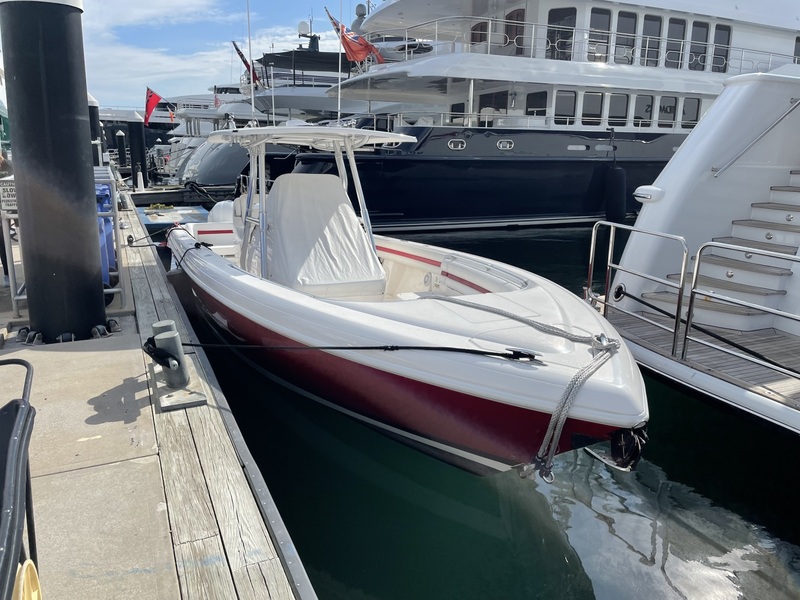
293, 0, 800, 231
586, 64, 800, 436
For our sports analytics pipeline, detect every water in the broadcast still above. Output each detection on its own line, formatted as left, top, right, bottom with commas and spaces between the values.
195, 227, 800, 599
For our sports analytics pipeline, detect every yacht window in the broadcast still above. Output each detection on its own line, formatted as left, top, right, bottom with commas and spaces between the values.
526, 91, 548, 116
479, 91, 509, 111
505, 9, 526, 55
682, 97, 700, 128
555, 90, 576, 125
712, 25, 731, 73
666, 19, 686, 69
547, 8, 577, 61
641, 15, 662, 67
608, 94, 629, 127
471, 21, 488, 44
450, 102, 466, 123
582, 92, 603, 125
658, 97, 677, 128
689, 22, 709, 71
589, 9, 611, 62
615, 12, 637, 64
634, 95, 653, 127
795, 37, 800, 63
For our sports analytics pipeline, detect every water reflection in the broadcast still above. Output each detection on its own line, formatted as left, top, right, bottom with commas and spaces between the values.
542, 452, 800, 599
193, 226, 800, 599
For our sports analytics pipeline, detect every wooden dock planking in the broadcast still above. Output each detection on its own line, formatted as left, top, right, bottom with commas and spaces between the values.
607, 308, 800, 408
121, 206, 298, 599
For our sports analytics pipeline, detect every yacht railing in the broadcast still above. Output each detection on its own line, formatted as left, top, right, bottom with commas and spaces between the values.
586, 221, 689, 356
682, 243, 800, 378
587, 223, 800, 380
369, 16, 796, 76
712, 98, 800, 178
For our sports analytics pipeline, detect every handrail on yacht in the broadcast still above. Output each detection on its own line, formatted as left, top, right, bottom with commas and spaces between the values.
681, 243, 800, 380
587, 221, 689, 356
712, 98, 800, 178
589, 226, 800, 380
367, 16, 796, 75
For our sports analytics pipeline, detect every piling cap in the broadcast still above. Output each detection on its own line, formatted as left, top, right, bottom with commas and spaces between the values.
0, 0, 83, 9
87, 93, 99, 107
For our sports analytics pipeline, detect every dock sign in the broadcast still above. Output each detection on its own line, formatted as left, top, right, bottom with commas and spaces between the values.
0, 181, 16, 213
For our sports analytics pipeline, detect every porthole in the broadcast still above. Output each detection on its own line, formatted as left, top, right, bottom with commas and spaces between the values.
448, 139, 467, 151
497, 139, 514, 150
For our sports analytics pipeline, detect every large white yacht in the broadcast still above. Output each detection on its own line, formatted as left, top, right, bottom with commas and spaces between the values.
292, 0, 800, 231
586, 64, 800, 437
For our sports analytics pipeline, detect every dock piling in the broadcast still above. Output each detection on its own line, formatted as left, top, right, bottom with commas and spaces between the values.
0, 0, 107, 343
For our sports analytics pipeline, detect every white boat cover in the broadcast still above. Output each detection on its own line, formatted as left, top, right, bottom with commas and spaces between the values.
265, 173, 387, 298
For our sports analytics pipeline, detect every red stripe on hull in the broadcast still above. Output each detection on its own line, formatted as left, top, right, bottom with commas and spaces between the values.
440, 271, 491, 294
193, 285, 616, 468
376, 245, 442, 267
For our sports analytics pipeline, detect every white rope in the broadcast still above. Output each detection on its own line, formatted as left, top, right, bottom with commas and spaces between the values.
426, 294, 620, 482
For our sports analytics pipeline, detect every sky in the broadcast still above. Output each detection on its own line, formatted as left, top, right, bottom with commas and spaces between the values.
2, 0, 360, 109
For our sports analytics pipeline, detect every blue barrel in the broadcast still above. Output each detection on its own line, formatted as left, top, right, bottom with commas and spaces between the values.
95, 184, 113, 284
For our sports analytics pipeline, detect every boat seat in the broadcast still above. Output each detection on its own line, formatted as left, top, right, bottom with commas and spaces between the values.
265, 173, 386, 298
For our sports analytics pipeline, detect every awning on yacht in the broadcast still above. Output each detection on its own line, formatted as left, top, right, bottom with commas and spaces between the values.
332, 53, 725, 103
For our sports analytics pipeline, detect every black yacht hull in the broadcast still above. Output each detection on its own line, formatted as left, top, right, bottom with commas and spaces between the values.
293, 127, 681, 231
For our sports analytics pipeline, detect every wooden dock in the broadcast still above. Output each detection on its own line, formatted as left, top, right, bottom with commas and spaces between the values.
0, 191, 315, 598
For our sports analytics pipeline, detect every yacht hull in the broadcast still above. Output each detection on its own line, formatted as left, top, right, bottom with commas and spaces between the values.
294, 127, 675, 231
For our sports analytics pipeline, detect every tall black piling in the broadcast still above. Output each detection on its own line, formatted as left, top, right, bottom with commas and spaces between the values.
115, 130, 127, 167
0, 0, 106, 342
127, 115, 148, 188
88, 93, 103, 166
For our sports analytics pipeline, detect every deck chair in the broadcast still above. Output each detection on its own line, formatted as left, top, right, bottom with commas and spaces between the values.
265, 173, 386, 298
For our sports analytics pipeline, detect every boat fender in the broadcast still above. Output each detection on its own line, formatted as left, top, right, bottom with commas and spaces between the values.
604, 165, 627, 223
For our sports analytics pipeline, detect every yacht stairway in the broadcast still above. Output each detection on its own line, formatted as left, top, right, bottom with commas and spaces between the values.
590, 168, 800, 427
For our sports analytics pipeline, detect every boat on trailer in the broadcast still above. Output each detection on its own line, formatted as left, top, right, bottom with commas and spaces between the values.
166, 126, 648, 478
586, 64, 800, 435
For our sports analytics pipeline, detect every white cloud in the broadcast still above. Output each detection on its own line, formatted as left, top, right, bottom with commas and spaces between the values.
81, 0, 342, 107
0, 1, 345, 108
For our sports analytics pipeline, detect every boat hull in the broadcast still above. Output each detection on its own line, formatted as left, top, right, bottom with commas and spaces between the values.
188, 283, 624, 472
294, 127, 674, 231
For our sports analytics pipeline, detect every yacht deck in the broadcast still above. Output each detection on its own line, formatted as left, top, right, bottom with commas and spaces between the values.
606, 308, 800, 409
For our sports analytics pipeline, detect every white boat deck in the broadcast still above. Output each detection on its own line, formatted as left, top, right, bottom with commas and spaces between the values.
606, 308, 800, 409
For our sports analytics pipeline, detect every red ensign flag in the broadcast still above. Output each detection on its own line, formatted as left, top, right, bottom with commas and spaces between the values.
144, 87, 163, 126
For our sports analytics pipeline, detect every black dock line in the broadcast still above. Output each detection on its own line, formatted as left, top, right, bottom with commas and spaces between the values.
181, 341, 541, 362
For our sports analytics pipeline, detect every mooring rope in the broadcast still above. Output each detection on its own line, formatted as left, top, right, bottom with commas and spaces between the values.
181, 341, 540, 362
425, 294, 620, 482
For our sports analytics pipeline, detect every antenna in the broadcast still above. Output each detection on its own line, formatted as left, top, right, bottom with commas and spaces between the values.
245, 0, 256, 124
298, 15, 320, 52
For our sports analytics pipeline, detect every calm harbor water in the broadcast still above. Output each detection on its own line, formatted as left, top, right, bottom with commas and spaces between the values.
196, 227, 800, 599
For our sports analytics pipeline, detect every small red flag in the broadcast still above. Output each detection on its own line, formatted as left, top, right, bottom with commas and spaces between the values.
144, 87, 163, 126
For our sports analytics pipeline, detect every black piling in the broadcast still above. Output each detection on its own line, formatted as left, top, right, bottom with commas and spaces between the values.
88, 93, 102, 166
115, 130, 127, 167
0, 0, 106, 342
127, 116, 148, 188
